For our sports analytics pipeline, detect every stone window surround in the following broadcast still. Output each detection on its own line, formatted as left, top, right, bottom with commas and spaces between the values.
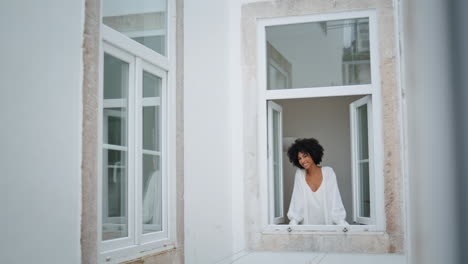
241, 0, 404, 253
80, 0, 184, 263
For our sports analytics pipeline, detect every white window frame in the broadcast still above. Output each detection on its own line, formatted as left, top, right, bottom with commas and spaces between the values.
137, 60, 168, 244
350, 95, 374, 225
97, 1, 177, 263
267, 101, 285, 224
257, 10, 385, 234
100, 45, 136, 252
102, 100, 130, 240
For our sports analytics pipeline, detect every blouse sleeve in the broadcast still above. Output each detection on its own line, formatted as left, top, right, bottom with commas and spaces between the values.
287, 169, 305, 224
328, 168, 348, 225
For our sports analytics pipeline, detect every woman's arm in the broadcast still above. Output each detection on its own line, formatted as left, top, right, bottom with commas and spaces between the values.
287, 169, 305, 225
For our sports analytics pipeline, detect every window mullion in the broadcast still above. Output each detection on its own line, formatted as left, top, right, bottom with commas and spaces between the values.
126, 55, 137, 246
367, 97, 376, 225
267, 104, 274, 223
161, 67, 168, 240
350, 100, 359, 223
134, 57, 143, 245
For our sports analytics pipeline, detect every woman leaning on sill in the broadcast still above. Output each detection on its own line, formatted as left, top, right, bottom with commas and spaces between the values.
287, 138, 348, 225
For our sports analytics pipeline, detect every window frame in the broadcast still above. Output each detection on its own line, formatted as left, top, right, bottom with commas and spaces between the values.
267, 100, 285, 224
350, 95, 375, 225
97, 1, 177, 262
257, 10, 385, 234
100, 44, 136, 252
137, 59, 168, 244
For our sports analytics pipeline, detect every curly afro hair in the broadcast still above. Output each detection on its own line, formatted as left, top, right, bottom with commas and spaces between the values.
287, 138, 324, 169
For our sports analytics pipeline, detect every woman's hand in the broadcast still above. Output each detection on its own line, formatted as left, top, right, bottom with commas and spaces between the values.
289, 219, 299, 225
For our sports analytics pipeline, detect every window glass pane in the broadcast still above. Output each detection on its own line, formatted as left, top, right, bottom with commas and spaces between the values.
133, 36, 166, 57
359, 162, 370, 217
143, 71, 161, 98
102, 149, 128, 240
357, 104, 369, 160
143, 106, 160, 151
141, 69, 163, 234
104, 53, 129, 99
273, 110, 282, 218
266, 18, 371, 89
142, 154, 162, 233
102, 53, 129, 241
102, 0, 167, 55
103, 108, 127, 146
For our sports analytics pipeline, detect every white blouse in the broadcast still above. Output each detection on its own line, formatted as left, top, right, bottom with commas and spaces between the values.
287, 166, 348, 225
305, 178, 326, 225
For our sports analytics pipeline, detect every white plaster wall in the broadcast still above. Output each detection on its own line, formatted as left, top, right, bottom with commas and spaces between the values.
402, 0, 459, 263
184, 0, 244, 263
228, 0, 247, 258
0, 1, 83, 263
277, 96, 361, 224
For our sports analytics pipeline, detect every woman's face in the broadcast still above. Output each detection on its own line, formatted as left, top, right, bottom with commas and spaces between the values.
297, 152, 315, 169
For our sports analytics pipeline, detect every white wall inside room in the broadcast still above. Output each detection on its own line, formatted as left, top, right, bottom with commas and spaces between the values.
0, 1, 83, 263
276, 96, 363, 224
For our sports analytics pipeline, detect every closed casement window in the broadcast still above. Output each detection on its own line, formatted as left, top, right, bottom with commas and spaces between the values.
99, 0, 176, 262
259, 10, 384, 232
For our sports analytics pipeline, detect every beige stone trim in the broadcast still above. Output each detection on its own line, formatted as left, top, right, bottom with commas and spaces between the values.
81, 0, 100, 263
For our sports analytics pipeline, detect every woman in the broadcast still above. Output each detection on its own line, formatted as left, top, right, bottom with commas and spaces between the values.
287, 138, 348, 225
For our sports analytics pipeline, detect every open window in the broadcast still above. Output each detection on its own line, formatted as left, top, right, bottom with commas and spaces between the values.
350, 95, 374, 225
259, 10, 383, 231
268, 101, 285, 224
266, 96, 375, 227
102, 49, 133, 244
139, 61, 167, 241
102, 107, 128, 240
